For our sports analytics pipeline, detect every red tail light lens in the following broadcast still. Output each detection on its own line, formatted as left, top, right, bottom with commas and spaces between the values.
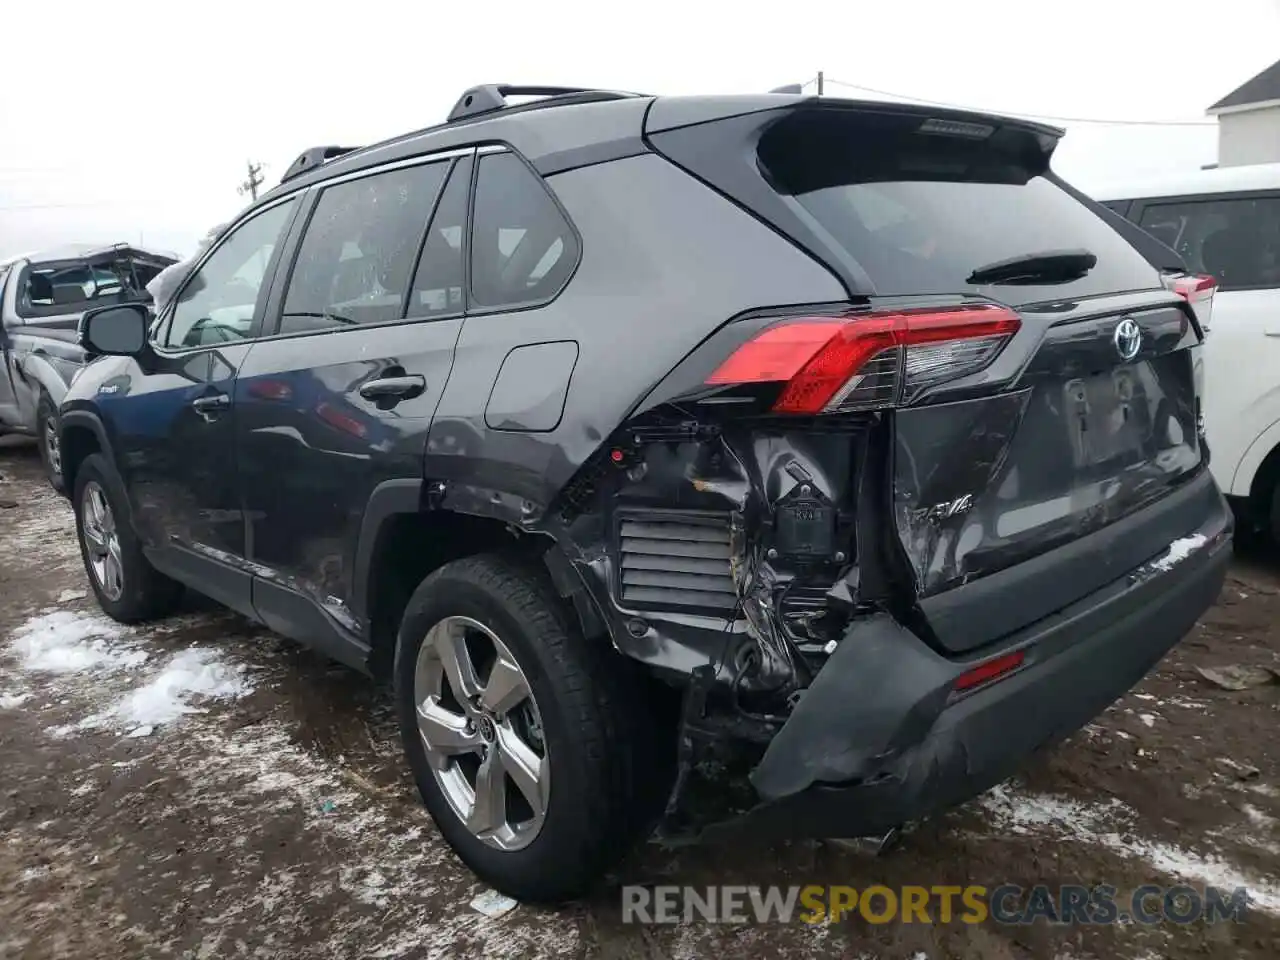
705, 304, 1020, 414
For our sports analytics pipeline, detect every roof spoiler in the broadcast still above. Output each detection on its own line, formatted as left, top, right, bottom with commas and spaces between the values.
280, 145, 363, 184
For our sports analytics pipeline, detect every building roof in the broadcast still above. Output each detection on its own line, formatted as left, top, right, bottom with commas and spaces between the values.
1209, 57, 1280, 113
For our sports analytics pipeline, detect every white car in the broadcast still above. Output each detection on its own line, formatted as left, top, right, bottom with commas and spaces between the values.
1094, 163, 1280, 542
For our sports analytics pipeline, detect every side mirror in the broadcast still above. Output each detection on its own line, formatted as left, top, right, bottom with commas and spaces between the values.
79, 303, 150, 357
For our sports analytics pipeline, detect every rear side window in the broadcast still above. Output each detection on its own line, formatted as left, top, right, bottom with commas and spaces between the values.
470, 152, 578, 309
1137, 195, 1280, 291
758, 110, 1161, 305
280, 161, 449, 333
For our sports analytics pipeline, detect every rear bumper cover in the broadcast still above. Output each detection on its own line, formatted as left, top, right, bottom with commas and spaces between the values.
703, 476, 1232, 841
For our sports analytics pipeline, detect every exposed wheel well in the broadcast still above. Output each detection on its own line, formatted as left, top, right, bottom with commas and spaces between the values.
365, 511, 545, 682
60, 424, 102, 493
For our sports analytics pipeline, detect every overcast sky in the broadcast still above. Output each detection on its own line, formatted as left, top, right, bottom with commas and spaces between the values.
2, 0, 1278, 261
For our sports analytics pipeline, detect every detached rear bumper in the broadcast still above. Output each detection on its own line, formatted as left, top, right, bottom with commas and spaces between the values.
703, 478, 1232, 841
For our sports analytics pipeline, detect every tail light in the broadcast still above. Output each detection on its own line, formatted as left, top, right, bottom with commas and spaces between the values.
1166, 273, 1216, 333
705, 304, 1020, 414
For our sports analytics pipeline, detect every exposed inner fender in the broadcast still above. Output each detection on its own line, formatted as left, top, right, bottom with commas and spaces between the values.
542, 408, 888, 699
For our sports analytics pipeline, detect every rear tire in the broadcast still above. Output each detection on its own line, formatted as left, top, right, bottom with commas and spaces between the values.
73, 453, 183, 623
36, 392, 63, 493
394, 553, 665, 903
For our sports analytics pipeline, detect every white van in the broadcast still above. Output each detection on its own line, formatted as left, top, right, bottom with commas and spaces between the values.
1094, 163, 1280, 542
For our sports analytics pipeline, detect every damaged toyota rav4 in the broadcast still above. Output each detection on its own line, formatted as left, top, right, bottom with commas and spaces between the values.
59, 85, 1232, 902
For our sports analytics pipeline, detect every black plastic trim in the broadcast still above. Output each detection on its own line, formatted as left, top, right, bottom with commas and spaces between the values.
58, 409, 118, 497
350, 478, 424, 623
252, 577, 371, 675
145, 543, 256, 620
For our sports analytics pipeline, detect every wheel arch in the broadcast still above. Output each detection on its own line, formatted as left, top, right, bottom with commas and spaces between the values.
58, 409, 115, 501
1235, 417, 1280, 501
20, 351, 74, 407
354, 481, 605, 682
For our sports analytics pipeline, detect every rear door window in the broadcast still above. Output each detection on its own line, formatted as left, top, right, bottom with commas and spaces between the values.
758, 111, 1161, 305
1137, 195, 1280, 290
279, 160, 450, 334
469, 151, 578, 310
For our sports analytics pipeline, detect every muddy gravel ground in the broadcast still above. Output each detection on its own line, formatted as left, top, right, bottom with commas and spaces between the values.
2, 437, 1280, 959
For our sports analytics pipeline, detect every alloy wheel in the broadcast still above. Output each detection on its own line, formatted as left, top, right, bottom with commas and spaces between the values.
414, 615, 549, 851
80, 481, 124, 602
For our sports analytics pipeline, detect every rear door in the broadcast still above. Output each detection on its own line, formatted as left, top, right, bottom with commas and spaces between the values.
1128, 191, 1280, 496
650, 102, 1211, 652
234, 151, 468, 631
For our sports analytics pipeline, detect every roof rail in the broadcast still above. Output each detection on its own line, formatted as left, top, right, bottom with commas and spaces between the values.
280, 145, 363, 184
446, 84, 637, 123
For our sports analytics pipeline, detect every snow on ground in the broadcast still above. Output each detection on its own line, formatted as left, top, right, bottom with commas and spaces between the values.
6, 608, 252, 739
175, 720, 581, 958
75, 647, 252, 737
12, 610, 140, 674
981, 784, 1280, 913
0, 600, 583, 958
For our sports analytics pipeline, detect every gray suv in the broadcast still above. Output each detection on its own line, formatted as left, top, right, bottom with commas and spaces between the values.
59, 85, 1230, 902
0, 243, 175, 487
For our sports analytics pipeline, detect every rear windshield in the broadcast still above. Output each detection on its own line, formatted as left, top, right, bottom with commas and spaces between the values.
760, 110, 1162, 304
18, 259, 155, 319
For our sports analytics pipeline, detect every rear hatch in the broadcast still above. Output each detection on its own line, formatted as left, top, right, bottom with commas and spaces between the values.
648, 99, 1210, 653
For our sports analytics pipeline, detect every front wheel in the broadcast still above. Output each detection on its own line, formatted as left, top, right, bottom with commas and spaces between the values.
73, 453, 183, 623
36, 392, 63, 492
394, 553, 666, 903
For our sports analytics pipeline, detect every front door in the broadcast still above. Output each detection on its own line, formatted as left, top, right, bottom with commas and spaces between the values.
234, 152, 469, 631
111, 196, 301, 611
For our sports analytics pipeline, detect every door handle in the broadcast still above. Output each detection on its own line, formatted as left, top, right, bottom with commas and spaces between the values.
191, 393, 230, 419
358, 375, 426, 403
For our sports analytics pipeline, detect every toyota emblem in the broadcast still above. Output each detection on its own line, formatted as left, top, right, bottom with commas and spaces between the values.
1113, 317, 1142, 362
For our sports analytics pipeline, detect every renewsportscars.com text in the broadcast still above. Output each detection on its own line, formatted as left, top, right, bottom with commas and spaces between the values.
622, 884, 1250, 926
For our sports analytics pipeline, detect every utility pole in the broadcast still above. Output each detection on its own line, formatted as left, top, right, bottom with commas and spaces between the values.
238, 160, 265, 202
817, 71, 824, 96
